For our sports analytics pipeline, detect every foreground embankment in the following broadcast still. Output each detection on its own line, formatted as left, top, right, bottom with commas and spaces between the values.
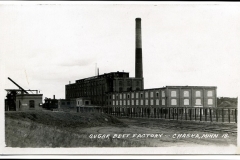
5, 110, 150, 147
5, 110, 237, 147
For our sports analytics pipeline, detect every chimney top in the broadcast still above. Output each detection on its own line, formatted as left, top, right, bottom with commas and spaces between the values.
136, 18, 141, 21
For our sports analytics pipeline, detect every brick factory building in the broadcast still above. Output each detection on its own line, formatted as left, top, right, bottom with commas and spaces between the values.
65, 18, 217, 111
106, 86, 217, 115
65, 72, 144, 106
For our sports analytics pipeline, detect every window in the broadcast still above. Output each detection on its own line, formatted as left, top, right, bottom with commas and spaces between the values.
151, 99, 154, 105
116, 101, 118, 105
171, 99, 177, 105
162, 91, 165, 97
127, 81, 131, 86
116, 94, 118, 99
207, 91, 213, 97
132, 100, 134, 105
120, 101, 122, 105
150, 92, 153, 97
119, 87, 123, 92
123, 94, 126, 99
123, 100, 126, 105
140, 100, 143, 105
156, 92, 159, 97
119, 81, 123, 86
156, 99, 159, 105
113, 101, 115, 105
208, 99, 213, 105
119, 94, 122, 99
171, 91, 177, 97
136, 100, 139, 105
113, 94, 115, 99
131, 93, 134, 98
184, 99, 189, 105
184, 91, 189, 97
136, 81, 139, 86
136, 93, 139, 98
195, 99, 202, 105
162, 99, 165, 105
140, 93, 143, 98
127, 94, 130, 99
196, 91, 201, 97
145, 99, 148, 105
29, 100, 35, 108
127, 100, 130, 105
145, 92, 148, 98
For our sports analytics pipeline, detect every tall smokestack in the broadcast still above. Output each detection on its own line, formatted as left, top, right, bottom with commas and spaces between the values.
135, 18, 143, 78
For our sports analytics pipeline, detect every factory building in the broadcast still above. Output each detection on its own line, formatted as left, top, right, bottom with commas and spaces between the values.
65, 72, 144, 106
15, 94, 43, 111
65, 18, 217, 112
106, 86, 217, 111
5, 78, 43, 111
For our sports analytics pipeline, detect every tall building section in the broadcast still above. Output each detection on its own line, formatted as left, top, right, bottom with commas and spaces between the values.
65, 72, 144, 106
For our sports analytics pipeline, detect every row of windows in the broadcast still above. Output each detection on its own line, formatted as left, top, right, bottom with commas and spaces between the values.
171, 90, 213, 97
68, 79, 141, 89
67, 90, 104, 98
110, 98, 214, 106
61, 102, 71, 105
110, 90, 214, 100
111, 92, 162, 99
67, 82, 105, 89
118, 81, 140, 86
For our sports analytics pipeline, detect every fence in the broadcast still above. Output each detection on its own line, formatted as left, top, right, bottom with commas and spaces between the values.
102, 106, 237, 123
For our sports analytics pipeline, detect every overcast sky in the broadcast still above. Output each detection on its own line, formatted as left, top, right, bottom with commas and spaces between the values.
1, 3, 240, 100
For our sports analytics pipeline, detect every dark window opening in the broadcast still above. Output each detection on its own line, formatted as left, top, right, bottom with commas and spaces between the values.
119, 81, 123, 86
29, 100, 35, 108
119, 87, 123, 92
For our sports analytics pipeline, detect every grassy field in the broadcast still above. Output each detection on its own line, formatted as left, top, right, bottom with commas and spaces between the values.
5, 110, 237, 147
5, 110, 150, 147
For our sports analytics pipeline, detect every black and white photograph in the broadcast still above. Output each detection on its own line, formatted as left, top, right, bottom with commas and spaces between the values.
0, 2, 239, 155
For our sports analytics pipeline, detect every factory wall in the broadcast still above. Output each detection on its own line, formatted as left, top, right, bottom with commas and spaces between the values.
113, 78, 144, 92
16, 94, 43, 111
65, 72, 144, 106
106, 86, 217, 110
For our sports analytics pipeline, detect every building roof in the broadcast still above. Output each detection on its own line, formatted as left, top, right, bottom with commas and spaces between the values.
106, 85, 217, 94
67, 71, 130, 85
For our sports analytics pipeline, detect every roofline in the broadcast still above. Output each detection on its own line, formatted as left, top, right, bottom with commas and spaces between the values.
16, 94, 43, 96
106, 86, 217, 94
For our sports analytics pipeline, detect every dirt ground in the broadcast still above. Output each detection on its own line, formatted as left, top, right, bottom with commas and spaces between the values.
5, 111, 237, 147
80, 117, 237, 147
